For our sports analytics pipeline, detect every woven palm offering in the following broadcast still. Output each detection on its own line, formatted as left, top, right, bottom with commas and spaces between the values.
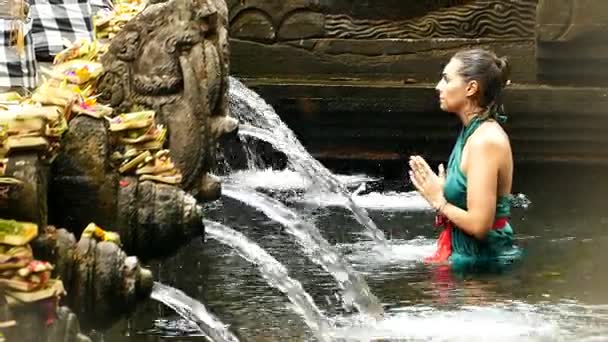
0, 219, 65, 304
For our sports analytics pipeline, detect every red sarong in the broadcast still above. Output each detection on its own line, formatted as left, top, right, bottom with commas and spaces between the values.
424, 215, 508, 264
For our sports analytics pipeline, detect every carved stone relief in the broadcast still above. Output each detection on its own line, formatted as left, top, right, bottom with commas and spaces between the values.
98, 0, 238, 201
228, 0, 539, 83
228, 0, 537, 42
325, 1, 536, 40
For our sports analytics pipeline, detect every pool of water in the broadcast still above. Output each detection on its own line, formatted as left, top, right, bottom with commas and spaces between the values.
100, 164, 608, 341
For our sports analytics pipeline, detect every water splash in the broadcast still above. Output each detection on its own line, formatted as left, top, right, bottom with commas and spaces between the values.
222, 183, 384, 319
328, 300, 608, 342
238, 124, 386, 242
304, 190, 432, 212
204, 219, 332, 342
151, 282, 240, 342
328, 303, 561, 342
339, 237, 437, 274
511, 193, 532, 209
229, 78, 386, 242
149, 318, 204, 337
225, 169, 312, 190
222, 169, 432, 212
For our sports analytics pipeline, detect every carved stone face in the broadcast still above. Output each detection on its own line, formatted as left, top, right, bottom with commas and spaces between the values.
98, 0, 237, 202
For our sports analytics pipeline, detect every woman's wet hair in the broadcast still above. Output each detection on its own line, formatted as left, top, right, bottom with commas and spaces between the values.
452, 48, 510, 121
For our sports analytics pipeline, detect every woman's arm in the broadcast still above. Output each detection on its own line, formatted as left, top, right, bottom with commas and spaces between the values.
409, 136, 502, 240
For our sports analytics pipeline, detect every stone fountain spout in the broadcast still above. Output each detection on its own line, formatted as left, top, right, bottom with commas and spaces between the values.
97, 0, 237, 202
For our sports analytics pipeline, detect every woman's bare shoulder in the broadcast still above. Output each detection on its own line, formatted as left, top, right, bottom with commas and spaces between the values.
468, 121, 510, 151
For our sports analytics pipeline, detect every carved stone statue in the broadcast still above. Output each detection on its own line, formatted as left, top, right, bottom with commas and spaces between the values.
32, 226, 153, 329
50, 115, 205, 259
1, 0, 238, 338
97, 0, 238, 202
1, 226, 151, 341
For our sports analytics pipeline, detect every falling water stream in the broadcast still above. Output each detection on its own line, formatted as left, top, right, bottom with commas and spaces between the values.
150, 282, 240, 342
222, 183, 384, 318
237, 124, 386, 242
229, 78, 386, 242
151, 215, 339, 342
204, 219, 332, 342
130, 78, 386, 342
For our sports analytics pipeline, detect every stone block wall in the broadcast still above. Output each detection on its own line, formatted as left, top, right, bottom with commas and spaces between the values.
228, 0, 538, 84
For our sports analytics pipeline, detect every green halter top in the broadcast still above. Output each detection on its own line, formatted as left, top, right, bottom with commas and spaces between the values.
444, 116, 522, 271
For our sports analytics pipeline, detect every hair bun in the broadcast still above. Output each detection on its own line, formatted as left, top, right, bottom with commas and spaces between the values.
496, 56, 511, 87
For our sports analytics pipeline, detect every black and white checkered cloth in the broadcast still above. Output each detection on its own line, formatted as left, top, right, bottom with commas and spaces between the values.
0, 18, 38, 89
29, 0, 94, 61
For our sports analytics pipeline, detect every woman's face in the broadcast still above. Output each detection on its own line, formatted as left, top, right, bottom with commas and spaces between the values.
435, 58, 470, 113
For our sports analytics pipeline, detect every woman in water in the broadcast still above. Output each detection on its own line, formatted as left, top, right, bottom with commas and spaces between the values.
409, 48, 521, 270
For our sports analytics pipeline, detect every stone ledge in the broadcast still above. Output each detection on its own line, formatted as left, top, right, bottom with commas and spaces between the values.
241, 79, 608, 164
244, 80, 608, 116
231, 38, 537, 84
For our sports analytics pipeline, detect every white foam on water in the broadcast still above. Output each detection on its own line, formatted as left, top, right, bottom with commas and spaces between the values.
339, 238, 436, 272
300, 190, 433, 212
335, 174, 382, 187
224, 169, 431, 212
223, 169, 381, 191
223, 169, 311, 190
327, 300, 608, 342
330, 300, 608, 342
353, 191, 432, 212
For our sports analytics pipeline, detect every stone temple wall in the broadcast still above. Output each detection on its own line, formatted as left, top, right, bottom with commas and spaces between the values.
227, 0, 608, 165
536, 0, 608, 86
228, 0, 539, 84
